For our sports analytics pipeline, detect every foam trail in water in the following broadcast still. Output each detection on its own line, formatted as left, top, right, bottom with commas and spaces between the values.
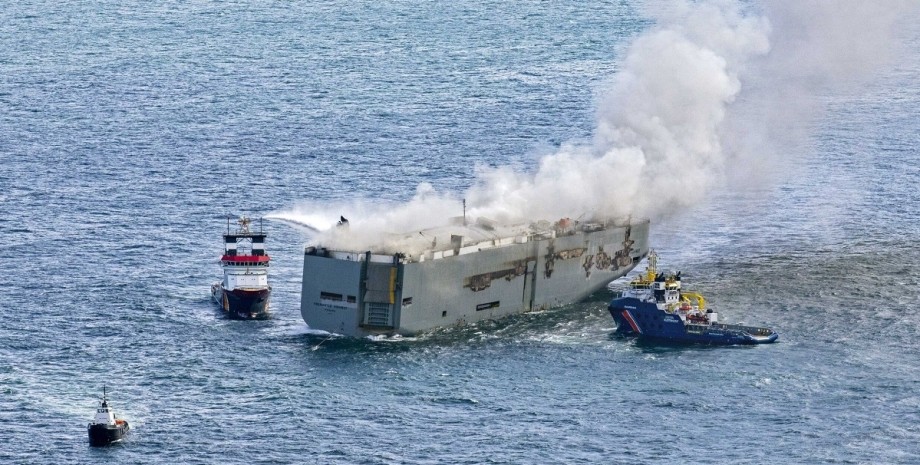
275, 0, 919, 251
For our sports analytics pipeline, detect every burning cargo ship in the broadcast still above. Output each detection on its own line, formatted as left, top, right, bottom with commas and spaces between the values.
300, 217, 650, 337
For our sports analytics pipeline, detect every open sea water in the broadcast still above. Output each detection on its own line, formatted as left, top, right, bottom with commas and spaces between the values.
2, 1, 919, 463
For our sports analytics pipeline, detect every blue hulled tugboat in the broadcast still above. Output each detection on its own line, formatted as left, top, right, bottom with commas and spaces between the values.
608, 251, 777, 345
87, 386, 129, 447
211, 216, 272, 319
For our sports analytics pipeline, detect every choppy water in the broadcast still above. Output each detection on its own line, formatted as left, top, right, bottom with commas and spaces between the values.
2, 1, 919, 464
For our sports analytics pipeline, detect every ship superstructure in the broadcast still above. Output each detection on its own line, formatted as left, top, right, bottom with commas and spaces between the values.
211, 217, 272, 319
301, 217, 650, 337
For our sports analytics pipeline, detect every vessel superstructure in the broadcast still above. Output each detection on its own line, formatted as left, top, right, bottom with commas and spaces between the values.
211, 217, 272, 319
301, 217, 650, 337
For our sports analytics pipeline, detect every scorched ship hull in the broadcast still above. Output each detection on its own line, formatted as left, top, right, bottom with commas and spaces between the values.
301, 218, 650, 337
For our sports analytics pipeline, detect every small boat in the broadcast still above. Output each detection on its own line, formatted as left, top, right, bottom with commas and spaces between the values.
87, 386, 130, 446
608, 251, 778, 345
211, 216, 272, 319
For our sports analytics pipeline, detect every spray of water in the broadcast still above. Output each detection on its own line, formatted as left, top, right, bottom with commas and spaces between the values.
271, 0, 919, 252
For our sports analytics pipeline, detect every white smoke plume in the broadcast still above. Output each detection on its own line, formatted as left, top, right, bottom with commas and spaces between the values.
270, 183, 463, 251
466, 0, 771, 222
728, 1, 919, 186
273, 0, 919, 251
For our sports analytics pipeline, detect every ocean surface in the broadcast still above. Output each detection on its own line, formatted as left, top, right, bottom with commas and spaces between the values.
2, 1, 919, 464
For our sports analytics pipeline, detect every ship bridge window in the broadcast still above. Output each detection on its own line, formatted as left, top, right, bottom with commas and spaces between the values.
320, 292, 343, 301
346, 295, 356, 303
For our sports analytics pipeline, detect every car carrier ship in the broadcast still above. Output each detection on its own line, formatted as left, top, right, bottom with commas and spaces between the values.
300, 216, 650, 337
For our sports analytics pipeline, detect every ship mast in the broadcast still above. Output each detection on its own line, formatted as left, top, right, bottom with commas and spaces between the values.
645, 250, 658, 282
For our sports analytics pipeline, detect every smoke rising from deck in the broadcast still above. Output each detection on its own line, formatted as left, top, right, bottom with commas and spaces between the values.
273, 0, 919, 253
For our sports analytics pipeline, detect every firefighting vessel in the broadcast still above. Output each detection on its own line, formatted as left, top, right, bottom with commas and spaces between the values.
87, 386, 129, 447
211, 216, 272, 319
608, 251, 777, 345
301, 216, 650, 337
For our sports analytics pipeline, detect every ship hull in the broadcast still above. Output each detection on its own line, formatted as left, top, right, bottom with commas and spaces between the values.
301, 220, 650, 337
87, 423, 129, 447
212, 284, 271, 320
609, 297, 777, 345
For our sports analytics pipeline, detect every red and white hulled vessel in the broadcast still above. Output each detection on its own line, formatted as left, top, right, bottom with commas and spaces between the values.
211, 216, 272, 319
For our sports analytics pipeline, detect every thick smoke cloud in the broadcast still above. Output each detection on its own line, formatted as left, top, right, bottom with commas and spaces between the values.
273, 0, 919, 251
463, 0, 770, 222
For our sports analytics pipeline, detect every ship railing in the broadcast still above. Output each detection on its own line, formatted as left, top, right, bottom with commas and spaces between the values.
711, 323, 773, 335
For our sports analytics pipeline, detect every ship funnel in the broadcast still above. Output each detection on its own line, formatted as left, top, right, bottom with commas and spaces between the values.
646, 250, 658, 282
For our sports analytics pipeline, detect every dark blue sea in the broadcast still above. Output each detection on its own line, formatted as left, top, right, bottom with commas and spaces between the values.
2, 1, 919, 463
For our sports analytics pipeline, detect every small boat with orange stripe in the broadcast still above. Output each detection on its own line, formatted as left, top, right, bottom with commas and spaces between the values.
608, 251, 777, 345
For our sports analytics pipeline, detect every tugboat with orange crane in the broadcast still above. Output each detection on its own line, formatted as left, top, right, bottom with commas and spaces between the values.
211, 216, 272, 319
87, 386, 129, 447
608, 251, 777, 345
